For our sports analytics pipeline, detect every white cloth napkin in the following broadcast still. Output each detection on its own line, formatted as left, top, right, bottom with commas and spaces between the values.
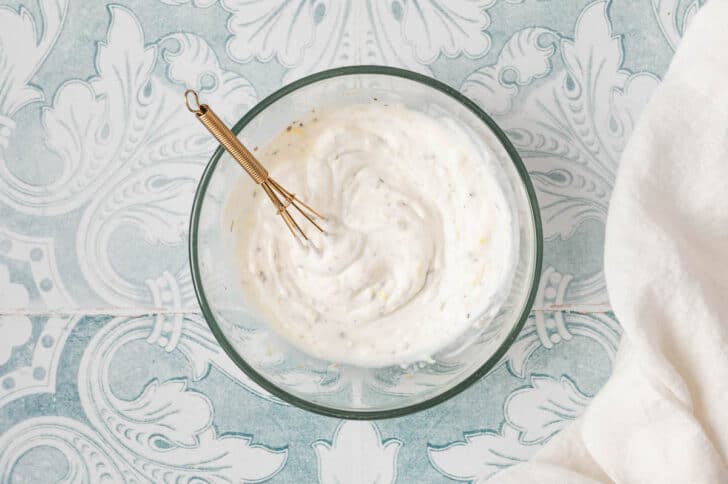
492, 1, 728, 482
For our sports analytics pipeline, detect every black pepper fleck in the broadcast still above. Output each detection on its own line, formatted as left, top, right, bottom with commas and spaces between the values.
286, 125, 292, 132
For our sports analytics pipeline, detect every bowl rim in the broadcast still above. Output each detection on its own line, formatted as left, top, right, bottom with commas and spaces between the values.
189, 65, 543, 420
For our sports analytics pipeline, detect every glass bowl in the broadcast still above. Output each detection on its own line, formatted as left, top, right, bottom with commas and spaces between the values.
189, 66, 542, 419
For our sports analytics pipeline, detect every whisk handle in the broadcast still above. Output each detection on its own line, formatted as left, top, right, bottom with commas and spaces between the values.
186, 91, 268, 184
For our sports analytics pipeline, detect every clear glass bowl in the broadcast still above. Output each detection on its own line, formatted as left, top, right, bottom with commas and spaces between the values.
189, 66, 542, 419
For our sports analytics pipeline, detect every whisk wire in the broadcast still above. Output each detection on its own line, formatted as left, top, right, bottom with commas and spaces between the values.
267, 178, 325, 233
260, 181, 308, 242
267, 178, 325, 219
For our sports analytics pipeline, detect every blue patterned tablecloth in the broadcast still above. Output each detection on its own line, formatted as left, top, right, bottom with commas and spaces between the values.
0, 0, 699, 481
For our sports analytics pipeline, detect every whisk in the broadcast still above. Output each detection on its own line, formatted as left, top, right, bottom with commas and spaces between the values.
184, 89, 325, 242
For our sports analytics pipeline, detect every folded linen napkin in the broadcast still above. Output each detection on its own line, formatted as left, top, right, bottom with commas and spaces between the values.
492, 1, 728, 482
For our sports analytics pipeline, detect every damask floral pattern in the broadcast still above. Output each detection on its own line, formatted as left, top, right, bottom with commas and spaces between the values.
313, 421, 401, 484
428, 375, 591, 482
0, 0, 692, 481
0, 264, 32, 364
652, 0, 706, 50
213, 0, 495, 82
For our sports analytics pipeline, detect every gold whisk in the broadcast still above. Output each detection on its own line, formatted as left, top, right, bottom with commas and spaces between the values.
185, 89, 324, 242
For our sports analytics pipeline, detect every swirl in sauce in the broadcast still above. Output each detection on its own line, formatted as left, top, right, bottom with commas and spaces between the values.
229, 104, 515, 367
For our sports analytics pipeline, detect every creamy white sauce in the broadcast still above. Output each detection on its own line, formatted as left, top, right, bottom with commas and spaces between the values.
228, 104, 515, 367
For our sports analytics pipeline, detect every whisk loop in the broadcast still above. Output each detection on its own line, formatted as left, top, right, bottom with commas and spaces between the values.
185, 89, 325, 242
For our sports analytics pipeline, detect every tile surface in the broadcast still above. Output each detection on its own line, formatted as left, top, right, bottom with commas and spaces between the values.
0, 0, 696, 481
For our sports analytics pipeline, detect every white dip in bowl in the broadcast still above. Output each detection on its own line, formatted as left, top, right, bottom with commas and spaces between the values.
228, 103, 516, 367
